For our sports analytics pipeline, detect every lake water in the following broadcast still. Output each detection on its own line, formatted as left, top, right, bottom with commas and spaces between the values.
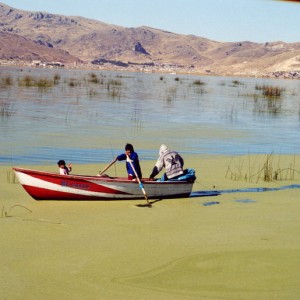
1, 67, 300, 165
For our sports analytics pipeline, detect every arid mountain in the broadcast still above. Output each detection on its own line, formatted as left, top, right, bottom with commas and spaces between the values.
0, 31, 80, 63
1, 2, 300, 77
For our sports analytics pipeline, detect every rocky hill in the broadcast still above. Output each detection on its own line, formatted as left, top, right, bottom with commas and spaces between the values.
1, 2, 300, 77
0, 31, 80, 64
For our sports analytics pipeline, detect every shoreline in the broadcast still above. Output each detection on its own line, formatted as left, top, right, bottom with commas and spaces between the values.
1, 60, 300, 80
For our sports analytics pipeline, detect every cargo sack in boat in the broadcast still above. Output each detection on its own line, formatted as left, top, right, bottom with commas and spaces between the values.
157, 168, 196, 182
175, 168, 196, 182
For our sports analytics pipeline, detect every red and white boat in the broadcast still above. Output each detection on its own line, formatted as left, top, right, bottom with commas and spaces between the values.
13, 167, 195, 201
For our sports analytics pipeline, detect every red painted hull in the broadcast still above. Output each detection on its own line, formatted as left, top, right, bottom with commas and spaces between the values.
13, 167, 195, 201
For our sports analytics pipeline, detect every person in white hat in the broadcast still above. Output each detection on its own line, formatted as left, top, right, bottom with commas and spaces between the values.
149, 144, 184, 181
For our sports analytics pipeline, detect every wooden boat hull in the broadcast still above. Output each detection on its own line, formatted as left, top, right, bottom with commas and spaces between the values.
13, 167, 194, 201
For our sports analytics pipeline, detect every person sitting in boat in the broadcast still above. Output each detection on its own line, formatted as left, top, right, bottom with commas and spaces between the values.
57, 160, 72, 175
116, 143, 142, 180
149, 144, 184, 181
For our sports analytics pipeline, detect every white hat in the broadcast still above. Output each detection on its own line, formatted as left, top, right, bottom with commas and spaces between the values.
159, 144, 168, 156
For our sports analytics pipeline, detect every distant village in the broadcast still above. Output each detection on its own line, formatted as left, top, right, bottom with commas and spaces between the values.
31, 60, 65, 68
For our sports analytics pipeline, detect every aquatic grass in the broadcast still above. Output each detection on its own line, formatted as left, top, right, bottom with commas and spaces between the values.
131, 106, 143, 128
88, 88, 98, 97
231, 80, 245, 87
255, 84, 285, 97
53, 73, 61, 85
260, 153, 273, 182
226, 156, 245, 181
36, 78, 54, 88
88, 72, 101, 84
223, 105, 237, 123
68, 78, 81, 87
0, 75, 13, 88
18, 75, 34, 87
165, 87, 177, 101
226, 154, 299, 183
1, 204, 32, 218
256, 154, 298, 182
193, 79, 205, 85
108, 88, 121, 99
0, 101, 15, 117
18, 75, 54, 89
65, 103, 72, 123
107, 79, 122, 86
6, 170, 17, 183
106, 79, 122, 92
241, 93, 259, 100
53, 74, 60, 80
194, 87, 206, 94
253, 97, 282, 115
242, 92, 282, 115
115, 74, 133, 79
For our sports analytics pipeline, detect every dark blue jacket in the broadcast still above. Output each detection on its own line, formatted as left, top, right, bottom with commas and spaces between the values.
117, 152, 142, 178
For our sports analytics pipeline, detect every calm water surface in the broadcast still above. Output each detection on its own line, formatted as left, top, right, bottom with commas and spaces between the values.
1, 67, 300, 165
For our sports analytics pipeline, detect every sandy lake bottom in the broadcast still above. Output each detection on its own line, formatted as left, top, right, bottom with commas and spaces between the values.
1, 155, 300, 299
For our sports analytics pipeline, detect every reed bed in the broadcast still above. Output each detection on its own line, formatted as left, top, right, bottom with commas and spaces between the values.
226, 153, 299, 183
18, 75, 55, 88
193, 79, 205, 85
88, 72, 103, 84
0, 75, 13, 88
255, 84, 285, 97
231, 79, 245, 86
6, 170, 17, 184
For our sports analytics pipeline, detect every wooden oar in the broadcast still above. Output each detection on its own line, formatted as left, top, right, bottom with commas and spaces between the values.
126, 155, 151, 207
98, 158, 117, 175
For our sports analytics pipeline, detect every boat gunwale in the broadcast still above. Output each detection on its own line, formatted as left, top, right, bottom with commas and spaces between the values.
13, 167, 194, 185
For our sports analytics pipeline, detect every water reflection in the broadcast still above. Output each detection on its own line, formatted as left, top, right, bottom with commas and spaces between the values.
253, 97, 283, 115
1, 67, 300, 165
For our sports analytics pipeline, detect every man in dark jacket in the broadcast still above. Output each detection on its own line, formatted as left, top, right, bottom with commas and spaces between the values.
117, 143, 142, 180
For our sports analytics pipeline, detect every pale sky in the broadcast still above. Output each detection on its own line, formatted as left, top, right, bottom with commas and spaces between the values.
2, 0, 300, 43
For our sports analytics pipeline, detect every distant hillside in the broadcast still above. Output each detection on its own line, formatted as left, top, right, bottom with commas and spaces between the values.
0, 31, 80, 63
1, 2, 300, 77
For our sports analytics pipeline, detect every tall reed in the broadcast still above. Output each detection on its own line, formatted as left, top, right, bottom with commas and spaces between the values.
226, 153, 299, 183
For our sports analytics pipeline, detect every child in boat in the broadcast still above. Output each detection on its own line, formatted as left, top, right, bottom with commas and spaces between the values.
57, 160, 72, 175
116, 143, 142, 180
